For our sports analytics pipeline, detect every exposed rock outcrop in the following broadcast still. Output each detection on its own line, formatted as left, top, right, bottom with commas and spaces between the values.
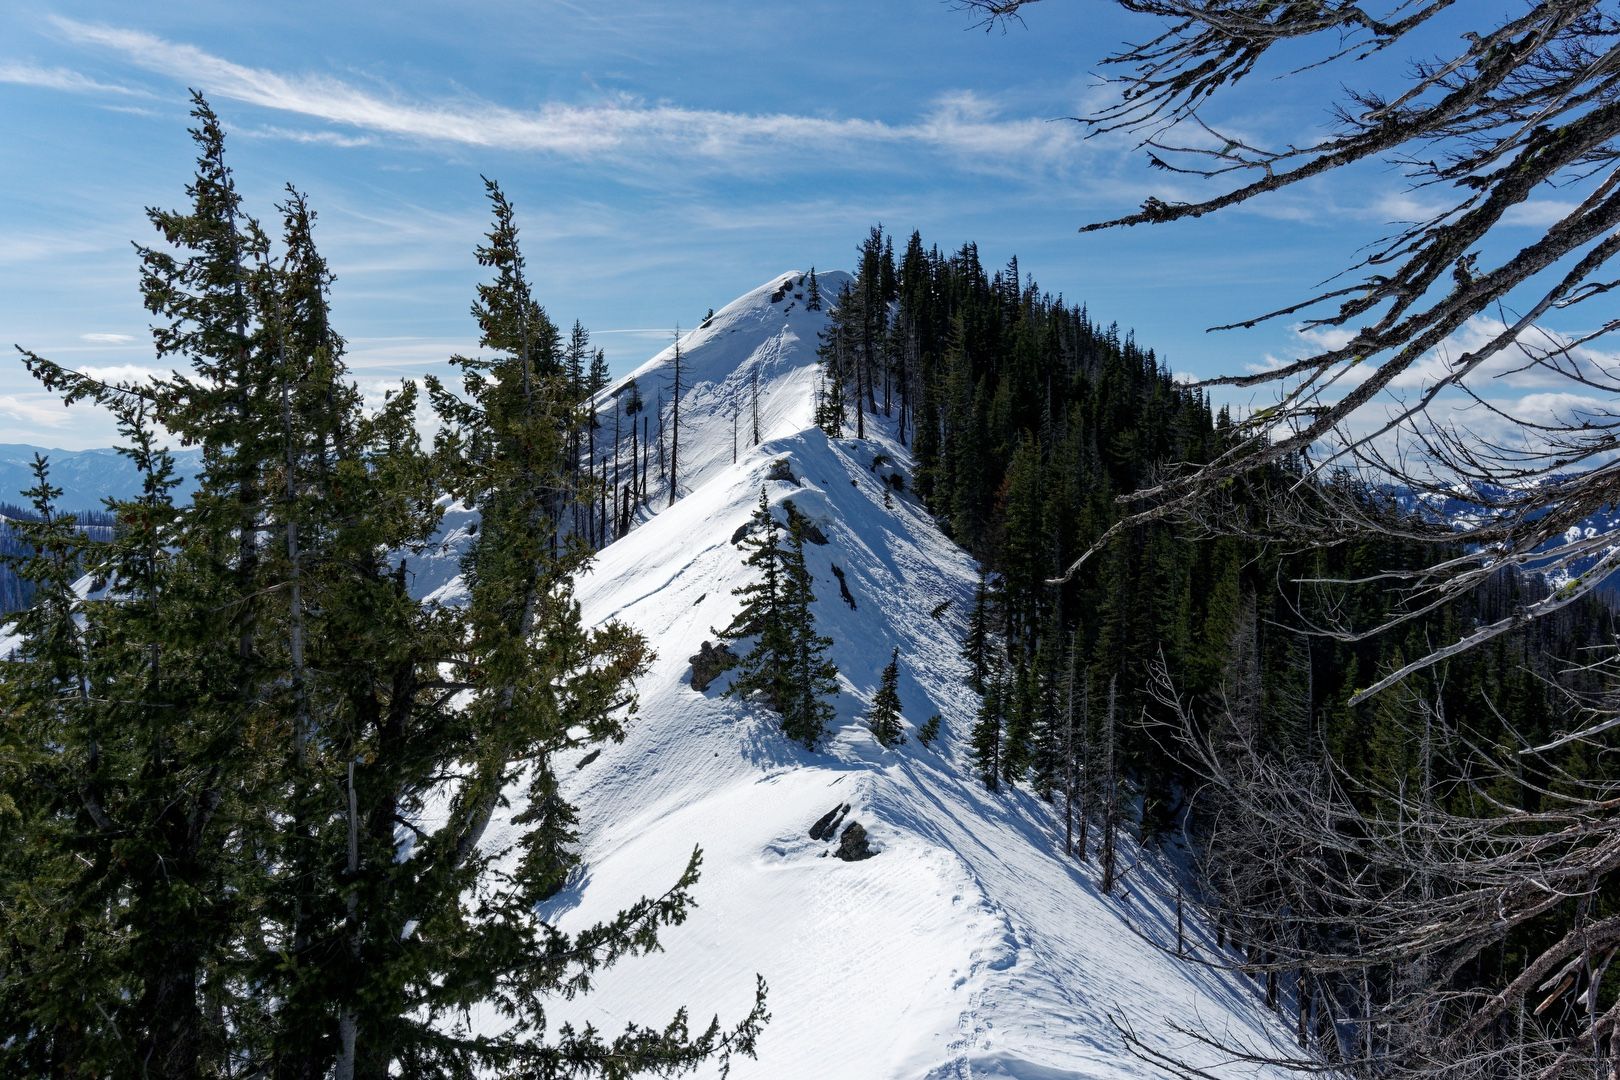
809, 802, 851, 841
782, 500, 828, 545
830, 564, 856, 609
835, 821, 876, 862
688, 640, 738, 692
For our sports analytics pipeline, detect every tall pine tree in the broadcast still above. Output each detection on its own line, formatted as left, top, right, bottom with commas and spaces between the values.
868, 648, 905, 748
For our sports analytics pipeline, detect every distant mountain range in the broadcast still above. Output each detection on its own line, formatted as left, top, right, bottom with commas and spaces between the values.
0, 443, 203, 511
1395, 480, 1620, 599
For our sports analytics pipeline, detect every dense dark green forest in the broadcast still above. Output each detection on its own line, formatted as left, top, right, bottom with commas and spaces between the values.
817, 224, 1620, 1073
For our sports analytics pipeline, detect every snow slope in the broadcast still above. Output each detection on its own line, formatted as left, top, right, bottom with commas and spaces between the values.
469, 272, 1303, 1078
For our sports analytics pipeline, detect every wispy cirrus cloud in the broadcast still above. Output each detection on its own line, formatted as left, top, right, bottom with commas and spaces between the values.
238, 125, 378, 149
47, 17, 1084, 171
0, 393, 71, 429
77, 363, 163, 384
1502, 199, 1581, 228
0, 60, 146, 97
0, 228, 126, 265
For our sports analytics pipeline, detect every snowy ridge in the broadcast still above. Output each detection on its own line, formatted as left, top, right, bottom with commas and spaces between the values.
469, 273, 1299, 1078
593, 270, 852, 506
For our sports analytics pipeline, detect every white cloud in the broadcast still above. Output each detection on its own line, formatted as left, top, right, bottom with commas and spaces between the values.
77, 364, 162, 384
1368, 190, 1451, 224
49, 18, 1084, 170
342, 337, 475, 372
1244, 318, 1620, 399
0, 61, 146, 97
1294, 325, 1358, 353
80, 332, 135, 345
0, 394, 70, 428
1502, 199, 1578, 228
239, 126, 378, 149
1231, 313, 1620, 477
0, 230, 121, 265
1387, 316, 1620, 393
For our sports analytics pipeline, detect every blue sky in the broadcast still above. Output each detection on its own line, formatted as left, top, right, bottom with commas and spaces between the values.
0, 1, 1562, 450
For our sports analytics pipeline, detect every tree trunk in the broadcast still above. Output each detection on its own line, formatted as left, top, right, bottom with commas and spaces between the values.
335, 759, 361, 1080
669, 334, 681, 506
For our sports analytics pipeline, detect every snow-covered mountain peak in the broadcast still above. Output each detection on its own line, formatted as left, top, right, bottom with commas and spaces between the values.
3, 269, 1303, 1074
467, 273, 1301, 1077
594, 270, 852, 503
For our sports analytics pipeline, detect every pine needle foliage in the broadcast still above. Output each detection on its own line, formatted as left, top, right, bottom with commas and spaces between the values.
867, 648, 905, 748
0, 97, 765, 1080
717, 489, 838, 749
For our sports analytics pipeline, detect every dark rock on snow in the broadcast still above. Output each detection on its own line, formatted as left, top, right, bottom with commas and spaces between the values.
835, 821, 876, 862
830, 564, 857, 610
782, 499, 828, 545
809, 802, 851, 841
688, 640, 738, 692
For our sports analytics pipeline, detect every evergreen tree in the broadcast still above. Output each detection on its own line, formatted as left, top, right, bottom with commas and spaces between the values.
867, 647, 905, 748
587, 345, 611, 395
1, 114, 766, 1079
780, 518, 838, 749
998, 434, 1047, 648
1000, 660, 1034, 788
565, 320, 591, 401
962, 570, 993, 691
1099, 675, 1120, 895
806, 266, 822, 311
970, 669, 1005, 791
815, 285, 853, 438
1028, 638, 1063, 801
717, 489, 794, 715
918, 714, 942, 748
0, 457, 109, 1075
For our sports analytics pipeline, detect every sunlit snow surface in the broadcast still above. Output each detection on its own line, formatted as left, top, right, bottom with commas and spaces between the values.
452, 273, 1301, 1078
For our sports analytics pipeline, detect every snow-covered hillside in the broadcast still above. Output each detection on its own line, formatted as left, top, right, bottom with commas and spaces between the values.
464, 272, 1301, 1078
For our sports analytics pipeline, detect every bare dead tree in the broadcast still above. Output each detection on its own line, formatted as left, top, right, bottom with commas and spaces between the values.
1141, 654, 1620, 1079
1062, 631, 1080, 857
669, 329, 682, 508
960, 0, 1620, 693
1101, 674, 1121, 893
